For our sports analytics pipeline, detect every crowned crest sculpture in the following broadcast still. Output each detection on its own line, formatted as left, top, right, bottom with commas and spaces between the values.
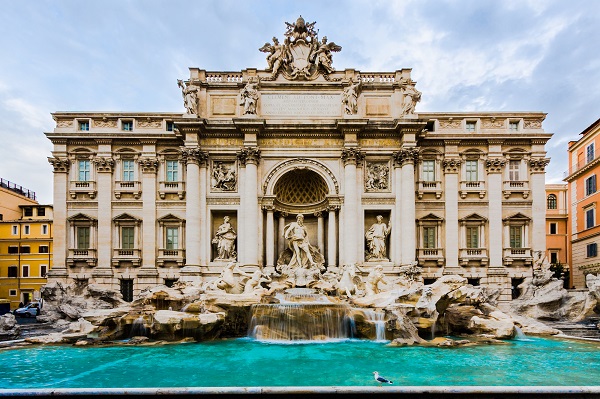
259, 16, 341, 80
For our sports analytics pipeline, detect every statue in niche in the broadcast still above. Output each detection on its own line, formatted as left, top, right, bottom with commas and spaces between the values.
212, 162, 236, 191
240, 78, 260, 115
365, 265, 388, 296
400, 82, 422, 115
342, 80, 361, 115
365, 215, 391, 261
285, 214, 317, 269
365, 163, 389, 191
177, 79, 199, 115
212, 216, 237, 261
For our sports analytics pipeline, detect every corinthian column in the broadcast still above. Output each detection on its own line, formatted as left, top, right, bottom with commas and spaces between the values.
443, 157, 461, 271
341, 148, 364, 265
395, 148, 419, 265
530, 158, 550, 253
47, 157, 70, 280
92, 155, 115, 280
139, 156, 159, 278
486, 157, 506, 268
237, 147, 261, 266
392, 156, 402, 265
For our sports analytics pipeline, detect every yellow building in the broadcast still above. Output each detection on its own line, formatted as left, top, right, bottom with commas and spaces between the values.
0, 204, 53, 309
1, 177, 38, 221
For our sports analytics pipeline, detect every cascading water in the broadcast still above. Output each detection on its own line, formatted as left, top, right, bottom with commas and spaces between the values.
130, 316, 148, 338
360, 309, 387, 341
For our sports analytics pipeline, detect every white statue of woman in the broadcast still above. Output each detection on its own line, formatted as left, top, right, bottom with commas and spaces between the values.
365, 215, 391, 260
213, 216, 237, 260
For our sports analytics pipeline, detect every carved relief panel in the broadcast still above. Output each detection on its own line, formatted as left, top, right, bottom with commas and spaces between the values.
211, 160, 238, 192
365, 161, 390, 192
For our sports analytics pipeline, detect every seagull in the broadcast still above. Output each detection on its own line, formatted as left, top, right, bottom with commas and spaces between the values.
373, 371, 393, 385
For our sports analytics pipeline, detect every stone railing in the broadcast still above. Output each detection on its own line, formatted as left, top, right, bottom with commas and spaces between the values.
459, 248, 489, 265
114, 180, 142, 199
67, 248, 97, 267
112, 248, 142, 267
158, 181, 186, 200
417, 248, 445, 266
417, 180, 442, 199
502, 180, 530, 199
157, 248, 186, 267
459, 180, 486, 199
69, 180, 97, 199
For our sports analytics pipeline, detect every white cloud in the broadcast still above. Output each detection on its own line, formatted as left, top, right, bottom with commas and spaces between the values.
2, 98, 54, 131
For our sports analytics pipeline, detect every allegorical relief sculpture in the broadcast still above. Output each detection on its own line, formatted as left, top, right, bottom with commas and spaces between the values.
211, 162, 236, 191
212, 216, 237, 261
400, 81, 422, 115
342, 80, 361, 115
259, 16, 341, 80
365, 162, 389, 192
177, 79, 199, 115
240, 78, 260, 115
365, 215, 391, 261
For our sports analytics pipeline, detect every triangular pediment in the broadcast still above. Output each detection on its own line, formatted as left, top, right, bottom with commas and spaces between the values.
67, 213, 97, 222
113, 213, 140, 222
157, 213, 183, 222
419, 213, 444, 222
503, 212, 530, 222
460, 213, 488, 222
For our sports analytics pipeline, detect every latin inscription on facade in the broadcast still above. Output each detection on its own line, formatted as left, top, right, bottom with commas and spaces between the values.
261, 94, 341, 117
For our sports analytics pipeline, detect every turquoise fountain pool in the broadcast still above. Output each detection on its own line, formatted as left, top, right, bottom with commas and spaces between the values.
0, 336, 599, 388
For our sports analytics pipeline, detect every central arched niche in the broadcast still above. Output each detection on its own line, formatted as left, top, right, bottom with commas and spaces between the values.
273, 169, 328, 207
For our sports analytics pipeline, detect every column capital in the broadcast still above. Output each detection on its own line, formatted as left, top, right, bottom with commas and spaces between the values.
486, 157, 506, 173
180, 146, 209, 166
442, 157, 462, 174
393, 147, 420, 167
139, 157, 159, 174
93, 156, 115, 173
237, 146, 261, 166
341, 147, 365, 166
48, 157, 70, 173
529, 157, 550, 173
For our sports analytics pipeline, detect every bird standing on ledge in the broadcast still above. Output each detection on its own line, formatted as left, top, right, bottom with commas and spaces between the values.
373, 371, 393, 385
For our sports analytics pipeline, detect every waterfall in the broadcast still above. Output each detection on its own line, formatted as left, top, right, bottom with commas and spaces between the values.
360, 309, 387, 341
130, 316, 148, 338
514, 325, 529, 340
248, 304, 354, 341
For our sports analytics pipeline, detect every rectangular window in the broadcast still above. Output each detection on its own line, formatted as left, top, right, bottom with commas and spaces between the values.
77, 227, 90, 249
549, 223, 558, 235
41, 225, 48, 235
122, 160, 135, 181
465, 160, 478, 182
585, 175, 597, 196
587, 143, 595, 163
465, 121, 476, 132
40, 265, 47, 277
20, 246, 30, 254
509, 226, 522, 248
24, 207, 33, 217
166, 227, 178, 250
586, 208, 595, 229
422, 160, 435, 182
8, 246, 18, 254
78, 120, 90, 131
122, 121, 133, 131
587, 243, 597, 257
39, 245, 49, 253
121, 227, 135, 249
166, 121, 175, 131
22, 265, 29, 278
7, 266, 17, 278
509, 160, 520, 181
466, 227, 479, 248
166, 161, 178, 182
509, 121, 519, 132
24, 225, 30, 235
423, 227, 436, 249
37, 207, 45, 217
9, 289, 17, 296
549, 252, 558, 264
11, 225, 18, 235
78, 160, 91, 181
120, 279, 134, 302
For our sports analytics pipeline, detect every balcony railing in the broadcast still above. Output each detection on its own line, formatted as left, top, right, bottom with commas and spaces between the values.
459, 248, 489, 265
417, 181, 442, 199
112, 248, 141, 267
459, 180, 486, 199
417, 248, 444, 266
502, 180, 530, 199
114, 180, 142, 199
564, 153, 600, 179
158, 181, 185, 200
0, 177, 36, 200
503, 247, 533, 266
67, 248, 97, 267
157, 248, 186, 267
69, 180, 97, 199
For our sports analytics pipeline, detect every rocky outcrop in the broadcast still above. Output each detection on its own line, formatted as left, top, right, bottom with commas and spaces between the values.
0, 313, 21, 340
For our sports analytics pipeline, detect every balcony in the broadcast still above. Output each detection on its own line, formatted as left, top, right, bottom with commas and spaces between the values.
157, 248, 185, 267
158, 181, 185, 200
417, 248, 444, 266
503, 180, 529, 199
459, 181, 486, 199
459, 248, 489, 265
69, 181, 97, 199
112, 248, 142, 267
503, 247, 533, 266
114, 181, 142, 199
417, 181, 442, 199
67, 248, 97, 267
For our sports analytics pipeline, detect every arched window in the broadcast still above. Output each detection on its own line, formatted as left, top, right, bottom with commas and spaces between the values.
547, 194, 557, 210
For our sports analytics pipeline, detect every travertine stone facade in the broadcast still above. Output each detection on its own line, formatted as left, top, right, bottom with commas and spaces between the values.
45, 17, 552, 303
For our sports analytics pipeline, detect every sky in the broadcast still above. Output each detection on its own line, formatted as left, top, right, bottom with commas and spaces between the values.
0, 0, 599, 204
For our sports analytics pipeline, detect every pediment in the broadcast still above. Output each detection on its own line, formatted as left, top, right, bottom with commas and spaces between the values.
460, 213, 488, 222
503, 212, 530, 222
419, 213, 444, 221
113, 213, 140, 222
67, 213, 97, 222
157, 213, 183, 222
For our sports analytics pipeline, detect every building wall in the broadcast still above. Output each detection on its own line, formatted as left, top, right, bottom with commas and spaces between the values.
545, 184, 569, 285
0, 182, 38, 222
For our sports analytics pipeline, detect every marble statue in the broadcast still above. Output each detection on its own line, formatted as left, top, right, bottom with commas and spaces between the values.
177, 79, 199, 115
312, 36, 341, 74
342, 80, 361, 115
211, 162, 236, 191
243, 270, 272, 294
259, 37, 288, 78
240, 78, 259, 115
401, 82, 421, 115
284, 214, 317, 269
365, 265, 388, 296
365, 162, 389, 191
212, 217, 237, 261
336, 263, 361, 297
206, 262, 251, 294
365, 215, 391, 261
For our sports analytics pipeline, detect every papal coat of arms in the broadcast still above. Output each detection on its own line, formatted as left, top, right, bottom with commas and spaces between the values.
259, 16, 342, 80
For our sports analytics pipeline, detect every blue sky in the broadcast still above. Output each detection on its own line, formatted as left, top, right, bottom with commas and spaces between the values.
1, 0, 599, 204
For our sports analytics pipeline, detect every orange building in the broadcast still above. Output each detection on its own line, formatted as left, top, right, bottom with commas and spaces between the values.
564, 118, 600, 288
545, 184, 569, 285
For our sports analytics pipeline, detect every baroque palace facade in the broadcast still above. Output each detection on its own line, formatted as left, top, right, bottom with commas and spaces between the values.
46, 17, 551, 303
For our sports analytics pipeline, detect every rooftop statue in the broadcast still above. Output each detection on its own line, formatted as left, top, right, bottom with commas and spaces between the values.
259, 16, 341, 80
177, 79, 199, 115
